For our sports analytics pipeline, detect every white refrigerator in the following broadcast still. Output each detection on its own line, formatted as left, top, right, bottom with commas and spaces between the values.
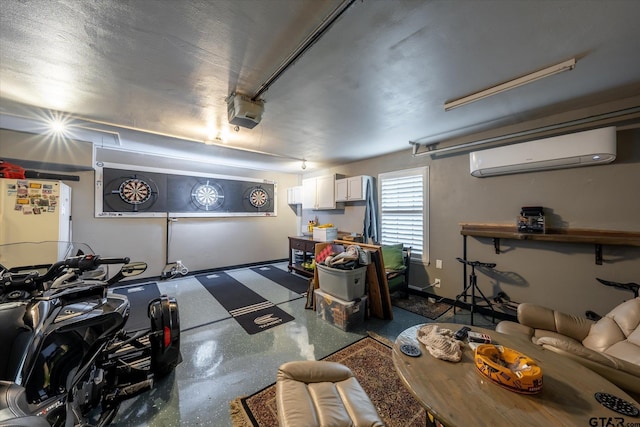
0, 178, 72, 268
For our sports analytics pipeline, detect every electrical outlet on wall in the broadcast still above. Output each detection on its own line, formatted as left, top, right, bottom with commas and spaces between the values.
434, 278, 441, 288
436, 259, 443, 269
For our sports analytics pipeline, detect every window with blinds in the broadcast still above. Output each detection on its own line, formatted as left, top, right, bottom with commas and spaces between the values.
378, 166, 429, 262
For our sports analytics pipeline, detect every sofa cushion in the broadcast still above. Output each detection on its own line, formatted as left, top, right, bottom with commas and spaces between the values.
583, 298, 640, 354
382, 243, 404, 271
532, 329, 579, 346
628, 327, 640, 348
583, 317, 627, 353
605, 341, 640, 367
607, 297, 640, 338
536, 335, 617, 368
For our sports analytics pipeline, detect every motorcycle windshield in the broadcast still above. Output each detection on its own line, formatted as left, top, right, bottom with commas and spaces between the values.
0, 241, 95, 273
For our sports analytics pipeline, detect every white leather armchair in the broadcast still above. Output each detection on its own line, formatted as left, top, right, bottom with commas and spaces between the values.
276, 360, 384, 427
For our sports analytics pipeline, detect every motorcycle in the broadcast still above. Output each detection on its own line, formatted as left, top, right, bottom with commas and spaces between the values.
0, 241, 181, 427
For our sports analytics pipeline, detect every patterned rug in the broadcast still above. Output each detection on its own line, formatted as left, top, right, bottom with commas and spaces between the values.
230, 334, 426, 426
392, 293, 452, 320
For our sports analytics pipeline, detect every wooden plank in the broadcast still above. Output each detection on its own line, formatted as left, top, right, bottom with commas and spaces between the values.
459, 223, 640, 246
366, 261, 383, 319
368, 248, 393, 320
334, 240, 382, 249
313, 242, 335, 289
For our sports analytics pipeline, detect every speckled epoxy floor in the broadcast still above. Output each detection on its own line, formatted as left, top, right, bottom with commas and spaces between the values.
109, 262, 496, 427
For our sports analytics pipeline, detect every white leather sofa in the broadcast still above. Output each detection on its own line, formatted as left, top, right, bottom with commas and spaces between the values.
496, 298, 640, 397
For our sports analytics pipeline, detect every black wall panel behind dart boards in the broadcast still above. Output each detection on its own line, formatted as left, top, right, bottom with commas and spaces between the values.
167, 175, 274, 213
101, 167, 275, 216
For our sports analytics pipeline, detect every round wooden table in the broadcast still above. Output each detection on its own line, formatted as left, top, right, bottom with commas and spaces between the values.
392, 323, 640, 427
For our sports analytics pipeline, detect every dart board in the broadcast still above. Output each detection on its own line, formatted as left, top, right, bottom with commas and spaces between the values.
119, 178, 152, 205
249, 187, 269, 208
103, 172, 162, 213
243, 186, 272, 211
191, 181, 224, 211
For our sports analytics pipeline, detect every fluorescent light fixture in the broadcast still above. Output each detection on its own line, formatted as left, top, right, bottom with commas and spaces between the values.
444, 58, 576, 111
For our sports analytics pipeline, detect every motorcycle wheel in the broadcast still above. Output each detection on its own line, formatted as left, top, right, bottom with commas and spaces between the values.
148, 295, 182, 378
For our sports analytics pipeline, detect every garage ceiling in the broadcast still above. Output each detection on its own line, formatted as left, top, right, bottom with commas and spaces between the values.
1, 0, 640, 173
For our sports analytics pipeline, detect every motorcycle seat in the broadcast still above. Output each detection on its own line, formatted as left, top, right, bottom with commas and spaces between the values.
0, 381, 50, 426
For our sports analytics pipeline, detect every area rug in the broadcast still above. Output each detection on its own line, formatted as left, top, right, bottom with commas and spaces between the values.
196, 272, 294, 334
250, 265, 309, 295
112, 282, 161, 332
230, 334, 426, 426
392, 293, 452, 320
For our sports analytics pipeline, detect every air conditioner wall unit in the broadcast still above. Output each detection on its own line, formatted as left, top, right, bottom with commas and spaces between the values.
469, 126, 616, 177
227, 93, 264, 129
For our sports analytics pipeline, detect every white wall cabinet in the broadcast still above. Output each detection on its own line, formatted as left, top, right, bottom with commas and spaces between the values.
302, 174, 337, 209
335, 175, 372, 202
287, 185, 303, 205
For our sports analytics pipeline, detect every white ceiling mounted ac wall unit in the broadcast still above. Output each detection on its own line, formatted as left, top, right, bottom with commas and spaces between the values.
227, 94, 264, 129
469, 127, 616, 177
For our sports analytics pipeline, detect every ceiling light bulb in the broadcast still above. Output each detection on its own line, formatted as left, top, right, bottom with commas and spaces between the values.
50, 118, 67, 134
301, 160, 307, 170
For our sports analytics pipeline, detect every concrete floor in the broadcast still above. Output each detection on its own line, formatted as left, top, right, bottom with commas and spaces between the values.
109, 262, 496, 427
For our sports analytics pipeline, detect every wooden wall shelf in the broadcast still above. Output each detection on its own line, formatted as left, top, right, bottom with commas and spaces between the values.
460, 223, 640, 264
